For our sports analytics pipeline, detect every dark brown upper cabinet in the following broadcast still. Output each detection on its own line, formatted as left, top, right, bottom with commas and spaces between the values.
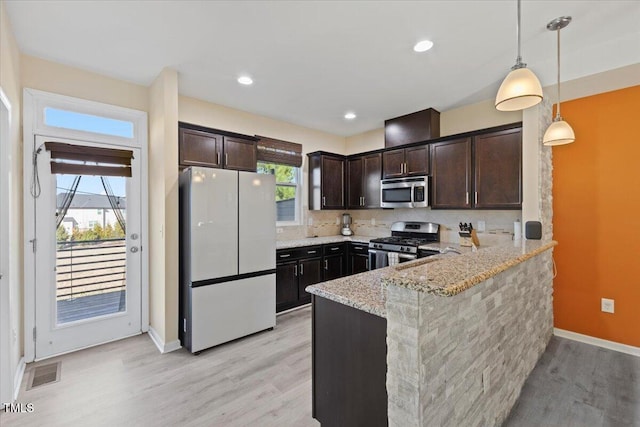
431, 138, 473, 209
430, 127, 522, 209
384, 108, 440, 149
382, 145, 429, 179
179, 123, 257, 171
347, 153, 382, 209
474, 128, 522, 209
308, 152, 345, 210
222, 136, 257, 172
179, 128, 224, 168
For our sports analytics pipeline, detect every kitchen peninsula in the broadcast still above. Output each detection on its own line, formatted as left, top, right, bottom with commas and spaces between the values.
307, 239, 556, 426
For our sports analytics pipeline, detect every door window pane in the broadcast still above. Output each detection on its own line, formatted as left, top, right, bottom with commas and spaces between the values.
56, 175, 127, 324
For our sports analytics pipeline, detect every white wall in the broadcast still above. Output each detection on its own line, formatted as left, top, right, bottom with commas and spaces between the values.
148, 68, 179, 349
0, 0, 23, 402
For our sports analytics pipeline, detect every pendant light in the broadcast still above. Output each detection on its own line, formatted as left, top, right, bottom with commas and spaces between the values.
543, 16, 575, 146
495, 0, 543, 111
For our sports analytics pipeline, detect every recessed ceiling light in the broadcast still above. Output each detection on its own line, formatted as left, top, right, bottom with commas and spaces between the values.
344, 112, 357, 120
237, 76, 253, 85
413, 40, 434, 53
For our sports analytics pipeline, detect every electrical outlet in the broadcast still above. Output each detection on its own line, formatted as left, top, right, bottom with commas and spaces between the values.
477, 221, 486, 232
601, 298, 614, 313
336, 217, 340, 225
371, 218, 376, 226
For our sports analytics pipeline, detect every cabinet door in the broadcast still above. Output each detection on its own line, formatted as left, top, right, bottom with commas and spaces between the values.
321, 156, 345, 209
323, 255, 345, 281
431, 138, 472, 209
223, 136, 257, 172
382, 149, 405, 179
474, 129, 522, 209
348, 243, 370, 275
405, 145, 429, 176
299, 258, 323, 302
347, 157, 364, 209
362, 153, 382, 208
350, 253, 369, 275
179, 128, 223, 168
276, 261, 298, 310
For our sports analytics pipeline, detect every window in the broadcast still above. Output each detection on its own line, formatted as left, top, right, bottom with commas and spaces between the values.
44, 107, 134, 139
257, 161, 300, 224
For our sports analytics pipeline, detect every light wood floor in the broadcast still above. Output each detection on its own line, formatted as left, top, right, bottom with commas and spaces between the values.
2, 307, 638, 426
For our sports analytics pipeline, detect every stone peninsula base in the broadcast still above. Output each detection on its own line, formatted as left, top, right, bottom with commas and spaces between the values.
386, 250, 554, 426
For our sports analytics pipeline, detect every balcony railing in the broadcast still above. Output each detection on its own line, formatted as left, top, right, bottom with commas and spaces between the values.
56, 238, 126, 301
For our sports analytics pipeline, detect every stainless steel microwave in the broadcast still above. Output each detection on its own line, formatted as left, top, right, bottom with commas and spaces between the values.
380, 176, 429, 208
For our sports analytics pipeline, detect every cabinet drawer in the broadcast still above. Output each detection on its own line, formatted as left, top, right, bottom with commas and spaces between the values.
277, 245, 323, 262
323, 243, 346, 256
349, 243, 368, 253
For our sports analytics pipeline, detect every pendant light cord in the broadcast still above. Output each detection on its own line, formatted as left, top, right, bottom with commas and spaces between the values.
516, 0, 522, 65
556, 28, 562, 119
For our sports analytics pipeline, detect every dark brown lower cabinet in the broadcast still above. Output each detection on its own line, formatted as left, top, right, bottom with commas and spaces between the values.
275, 261, 298, 310
298, 258, 322, 305
276, 243, 346, 313
312, 295, 387, 426
348, 242, 370, 274
323, 255, 344, 281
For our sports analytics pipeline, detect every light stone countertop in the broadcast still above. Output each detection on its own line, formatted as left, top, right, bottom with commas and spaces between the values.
276, 235, 371, 249
306, 239, 556, 318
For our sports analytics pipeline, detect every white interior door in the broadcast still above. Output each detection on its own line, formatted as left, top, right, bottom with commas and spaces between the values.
33, 135, 142, 359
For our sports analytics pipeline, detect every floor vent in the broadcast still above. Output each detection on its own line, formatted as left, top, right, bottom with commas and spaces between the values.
26, 361, 61, 390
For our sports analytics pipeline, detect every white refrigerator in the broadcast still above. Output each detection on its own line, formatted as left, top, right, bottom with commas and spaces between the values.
179, 166, 276, 353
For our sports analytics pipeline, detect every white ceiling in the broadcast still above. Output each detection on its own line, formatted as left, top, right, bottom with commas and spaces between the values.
5, 1, 640, 136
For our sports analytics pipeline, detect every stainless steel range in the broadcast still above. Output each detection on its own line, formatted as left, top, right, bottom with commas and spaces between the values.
368, 221, 440, 270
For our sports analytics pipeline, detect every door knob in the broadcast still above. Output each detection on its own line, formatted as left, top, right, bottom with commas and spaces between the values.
130, 247, 139, 253
130, 233, 139, 240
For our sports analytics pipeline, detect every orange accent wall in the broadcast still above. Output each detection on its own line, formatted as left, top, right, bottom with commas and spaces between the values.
552, 85, 640, 347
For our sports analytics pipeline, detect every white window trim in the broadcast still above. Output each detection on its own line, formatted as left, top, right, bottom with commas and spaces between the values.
22, 88, 149, 363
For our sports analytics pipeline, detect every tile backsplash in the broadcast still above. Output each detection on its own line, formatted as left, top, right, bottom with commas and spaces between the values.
278, 208, 521, 245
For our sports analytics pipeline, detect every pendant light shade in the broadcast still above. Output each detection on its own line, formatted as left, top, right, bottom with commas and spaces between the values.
543, 16, 574, 146
543, 119, 575, 146
495, 68, 543, 111
495, 0, 543, 111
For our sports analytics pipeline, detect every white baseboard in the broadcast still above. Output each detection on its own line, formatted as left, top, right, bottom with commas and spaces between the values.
147, 327, 181, 354
13, 357, 25, 401
554, 328, 640, 357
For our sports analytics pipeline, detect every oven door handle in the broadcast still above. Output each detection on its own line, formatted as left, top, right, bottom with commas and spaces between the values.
369, 249, 416, 260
